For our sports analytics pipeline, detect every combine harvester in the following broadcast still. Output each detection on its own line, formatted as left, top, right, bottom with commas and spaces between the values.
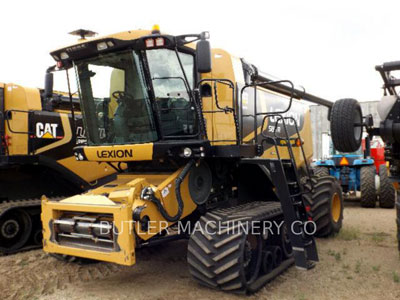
330, 61, 400, 251
0, 79, 118, 254
41, 26, 343, 293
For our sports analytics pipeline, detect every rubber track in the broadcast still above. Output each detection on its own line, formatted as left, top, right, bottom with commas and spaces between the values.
330, 98, 362, 152
0, 197, 63, 255
313, 167, 329, 177
187, 201, 293, 294
378, 164, 396, 208
360, 166, 376, 208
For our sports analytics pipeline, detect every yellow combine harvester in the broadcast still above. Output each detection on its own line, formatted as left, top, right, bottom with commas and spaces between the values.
0, 81, 117, 254
41, 26, 343, 293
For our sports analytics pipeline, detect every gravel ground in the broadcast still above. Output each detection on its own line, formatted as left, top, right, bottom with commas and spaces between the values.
1, 204, 399, 300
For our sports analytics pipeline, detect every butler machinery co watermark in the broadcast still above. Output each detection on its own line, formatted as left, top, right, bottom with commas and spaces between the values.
98, 219, 317, 237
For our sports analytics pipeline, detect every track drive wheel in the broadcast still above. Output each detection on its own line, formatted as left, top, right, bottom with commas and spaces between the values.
0, 208, 32, 253
303, 176, 344, 237
360, 165, 377, 208
378, 164, 396, 208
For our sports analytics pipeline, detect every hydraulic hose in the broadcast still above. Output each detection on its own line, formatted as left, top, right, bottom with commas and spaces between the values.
141, 160, 196, 222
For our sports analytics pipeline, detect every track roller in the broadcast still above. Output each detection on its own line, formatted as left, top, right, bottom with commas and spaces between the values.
0, 208, 32, 254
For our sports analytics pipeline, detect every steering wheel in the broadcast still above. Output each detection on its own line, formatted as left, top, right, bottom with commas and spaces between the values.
112, 91, 126, 101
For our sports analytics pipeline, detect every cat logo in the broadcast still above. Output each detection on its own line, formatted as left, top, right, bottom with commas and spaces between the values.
36, 122, 61, 139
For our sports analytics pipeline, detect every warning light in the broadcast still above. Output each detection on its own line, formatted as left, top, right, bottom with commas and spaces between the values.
339, 157, 349, 166
152, 24, 160, 34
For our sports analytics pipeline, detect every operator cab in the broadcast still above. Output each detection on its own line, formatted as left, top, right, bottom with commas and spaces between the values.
47, 26, 212, 159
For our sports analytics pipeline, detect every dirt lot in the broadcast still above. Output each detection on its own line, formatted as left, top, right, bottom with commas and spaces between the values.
1, 204, 399, 300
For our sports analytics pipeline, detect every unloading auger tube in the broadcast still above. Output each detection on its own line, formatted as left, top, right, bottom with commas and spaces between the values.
243, 62, 334, 108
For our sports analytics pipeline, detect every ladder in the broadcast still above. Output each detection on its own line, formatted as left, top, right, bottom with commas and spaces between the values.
240, 80, 319, 270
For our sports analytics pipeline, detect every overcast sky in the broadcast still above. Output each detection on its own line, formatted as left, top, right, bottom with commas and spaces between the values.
1, 0, 399, 102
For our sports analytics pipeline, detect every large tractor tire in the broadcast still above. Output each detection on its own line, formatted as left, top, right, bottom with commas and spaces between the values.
330, 98, 363, 153
378, 164, 396, 208
303, 176, 344, 237
313, 167, 329, 177
396, 195, 400, 251
360, 165, 377, 208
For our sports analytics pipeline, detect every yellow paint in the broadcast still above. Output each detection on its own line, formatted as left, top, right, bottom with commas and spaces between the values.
57, 156, 117, 183
41, 132, 54, 139
42, 196, 135, 266
41, 166, 197, 265
84, 143, 154, 162
331, 193, 341, 223
4, 83, 42, 155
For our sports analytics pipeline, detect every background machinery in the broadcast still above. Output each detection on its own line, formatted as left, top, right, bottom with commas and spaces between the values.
330, 60, 400, 251
314, 138, 395, 208
40, 27, 343, 293
0, 81, 117, 254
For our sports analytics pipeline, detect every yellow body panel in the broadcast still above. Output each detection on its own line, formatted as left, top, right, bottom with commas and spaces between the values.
42, 197, 135, 265
41, 167, 197, 265
201, 49, 238, 144
4, 83, 42, 155
57, 156, 117, 184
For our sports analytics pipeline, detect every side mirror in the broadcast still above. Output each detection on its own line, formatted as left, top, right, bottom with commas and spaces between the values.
196, 39, 212, 73
44, 72, 54, 98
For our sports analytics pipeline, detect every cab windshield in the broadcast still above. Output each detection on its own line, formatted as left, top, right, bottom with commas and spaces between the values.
75, 50, 157, 145
74, 48, 197, 146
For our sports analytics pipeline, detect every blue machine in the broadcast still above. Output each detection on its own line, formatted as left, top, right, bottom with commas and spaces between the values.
315, 153, 374, 193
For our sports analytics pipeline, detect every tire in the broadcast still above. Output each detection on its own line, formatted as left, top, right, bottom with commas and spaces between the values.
313, 167, 329, 177
378, 164, 396, 208
360, 165, 377, 208
330, 98, 363, 152
303, 176, 344, 237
